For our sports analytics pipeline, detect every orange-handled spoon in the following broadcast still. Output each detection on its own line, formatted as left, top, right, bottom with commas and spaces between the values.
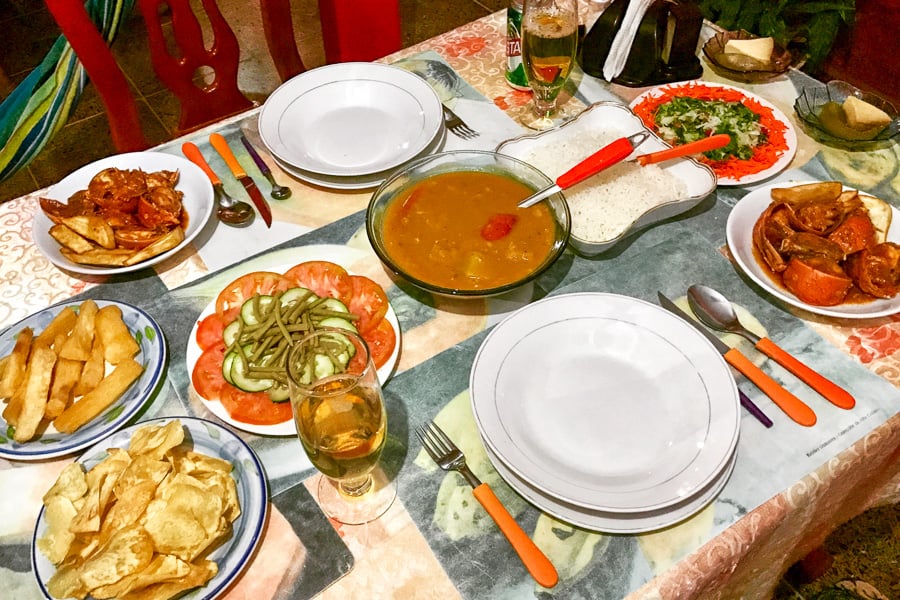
688, 285, 855, 410
634, 133, 731, 165
182, 142, 254, 226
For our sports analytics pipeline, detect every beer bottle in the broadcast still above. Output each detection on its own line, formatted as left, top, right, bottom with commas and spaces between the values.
505, 0, 530, 90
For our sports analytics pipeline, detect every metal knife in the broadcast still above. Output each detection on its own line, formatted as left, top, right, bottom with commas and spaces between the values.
657, 292, 817, 427
209, 133, 273, 227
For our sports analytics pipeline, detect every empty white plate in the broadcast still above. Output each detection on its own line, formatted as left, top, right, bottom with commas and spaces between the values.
259, 62, 443, 177
470, 293, 740, 513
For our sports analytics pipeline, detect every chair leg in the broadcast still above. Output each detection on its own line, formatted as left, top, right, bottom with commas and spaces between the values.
318, 0, 402, 63
44, 0, 149, 153
260, 0, 306, 81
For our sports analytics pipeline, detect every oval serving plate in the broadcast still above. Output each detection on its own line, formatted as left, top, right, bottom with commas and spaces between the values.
0, 299, 166, 460
31, 416, 268, 600
726, 181, 900, 318
32, 151, 215, 275
185, 244, 401, 436
630, 82, 797, 186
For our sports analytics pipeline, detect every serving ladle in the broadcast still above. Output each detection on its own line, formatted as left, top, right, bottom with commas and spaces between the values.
182, 142, 254, 226
687, 284, 855, 409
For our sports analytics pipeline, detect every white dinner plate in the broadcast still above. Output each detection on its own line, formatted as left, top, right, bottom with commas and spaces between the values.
32, 152, 215, 275
470, 293, 740, 513
630, 82, 797, 186
185, 245, 401, 436
0, 299, 166, 461
273, 125, 446, 191
259, 62, 443, 177
32, 416, 268, 600
485, 438, 736, 534
726, 181, 900, 318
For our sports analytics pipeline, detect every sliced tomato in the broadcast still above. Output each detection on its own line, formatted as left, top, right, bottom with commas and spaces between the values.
348, 275, 389, 334
284, 261, 354, 305
192, 345, 227, 400
481, 213, 518, 241
215, 271, 292, 322
195, 313, 226, 350
219, 384, 294, 425
365, 318, 397, 369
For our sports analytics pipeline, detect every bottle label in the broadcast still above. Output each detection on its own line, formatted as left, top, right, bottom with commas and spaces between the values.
505, 5, 530, 90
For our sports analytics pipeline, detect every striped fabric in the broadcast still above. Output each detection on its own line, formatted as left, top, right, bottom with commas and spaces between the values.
0, 0, 135, 183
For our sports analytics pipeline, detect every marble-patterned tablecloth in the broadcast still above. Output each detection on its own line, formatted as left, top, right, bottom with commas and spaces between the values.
0, 6, 898, 599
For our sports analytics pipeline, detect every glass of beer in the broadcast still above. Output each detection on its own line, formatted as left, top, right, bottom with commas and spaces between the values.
286, 328, 396, 525
521, 0, 579, 129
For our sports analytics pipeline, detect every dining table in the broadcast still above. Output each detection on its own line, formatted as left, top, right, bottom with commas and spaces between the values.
1, 3, 899, 599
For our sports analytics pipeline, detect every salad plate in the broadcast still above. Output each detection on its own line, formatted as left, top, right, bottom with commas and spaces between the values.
32, 152, 214, 275
630, 81, 797, 186
32, 417, 267, 600
0, 299, 165, 461
259, 62, 443, 177
470, 293, 740, 513
726, 181, 900, 318
186, 245, 401, 436
484, 438, 736, 534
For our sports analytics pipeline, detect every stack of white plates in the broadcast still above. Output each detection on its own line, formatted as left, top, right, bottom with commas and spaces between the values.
469, 293, 741, 534
258, 62, 445, 190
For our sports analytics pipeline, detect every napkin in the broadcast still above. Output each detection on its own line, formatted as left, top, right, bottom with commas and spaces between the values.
602, 0, 655, 81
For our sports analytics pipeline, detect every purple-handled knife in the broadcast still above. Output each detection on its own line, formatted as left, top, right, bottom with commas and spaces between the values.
240, 134, 292, 200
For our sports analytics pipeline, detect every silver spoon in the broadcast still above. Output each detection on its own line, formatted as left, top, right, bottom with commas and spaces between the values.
182, 142, 254, 226
687, 284, 855, 409
240, 134, 292, 200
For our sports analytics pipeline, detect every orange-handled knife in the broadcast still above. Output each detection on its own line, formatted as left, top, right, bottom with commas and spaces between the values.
209, 133, 273, 227
658, 293, 817, 427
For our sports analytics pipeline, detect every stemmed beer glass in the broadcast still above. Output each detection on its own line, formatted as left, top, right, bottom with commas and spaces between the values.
520, 0, 579, 129
286, 328, 395, 525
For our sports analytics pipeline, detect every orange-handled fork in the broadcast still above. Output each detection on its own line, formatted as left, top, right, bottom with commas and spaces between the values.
416, 421, 559, 588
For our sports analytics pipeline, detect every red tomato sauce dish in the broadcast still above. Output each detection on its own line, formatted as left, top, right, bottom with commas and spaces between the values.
191, 260, 397, 427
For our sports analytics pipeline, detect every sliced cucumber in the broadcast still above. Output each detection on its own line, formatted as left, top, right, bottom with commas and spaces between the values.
222, 320, 241, 347
230, 353, 273, 392
317, 316, 357, 333
318, 298, 349, 314
280, 287, 315, 308
240, 295, 275, 326
222, 350, 237, 385
267, 383, 291, 402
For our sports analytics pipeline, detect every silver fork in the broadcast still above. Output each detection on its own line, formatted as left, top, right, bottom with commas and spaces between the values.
416, 420, 558, 588
442, 105, 479, 140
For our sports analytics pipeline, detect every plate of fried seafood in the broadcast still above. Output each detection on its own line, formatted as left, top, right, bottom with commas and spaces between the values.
32, 417, 267, 600
727, 180, 900, 318
33, 152, 214, 274
0, 299, 165, 460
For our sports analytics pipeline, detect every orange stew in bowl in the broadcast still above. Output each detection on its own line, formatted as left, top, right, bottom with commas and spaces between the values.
381, 171, 557, 291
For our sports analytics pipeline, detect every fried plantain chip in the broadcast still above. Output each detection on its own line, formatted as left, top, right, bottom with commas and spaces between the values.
92, 553, 191, 599
0, 326, 32, 399
123, 227, 184, 266
73, 335, 105, 397
61, 215, 116, 249
770, 181, 843, 205
118, 559, 217, 600
128, 420, 184, 461
33, 306, 78, 351
78, 524, 156, 590
45, 357, 83, 420
96, 304, 140, 364
49, 223, 96, 254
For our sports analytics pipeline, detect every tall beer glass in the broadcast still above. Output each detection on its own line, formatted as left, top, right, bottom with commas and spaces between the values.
287, 328, 396, 524
521, 0, 579, 129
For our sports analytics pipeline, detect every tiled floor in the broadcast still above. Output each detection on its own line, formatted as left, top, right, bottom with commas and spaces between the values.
0, 2, 897, 598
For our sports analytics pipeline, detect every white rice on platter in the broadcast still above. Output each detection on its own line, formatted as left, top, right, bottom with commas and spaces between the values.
520, 131, 688, 242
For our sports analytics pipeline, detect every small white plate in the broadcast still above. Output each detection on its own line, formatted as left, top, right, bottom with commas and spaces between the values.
726, 181, 900, 318
0, 299, 166, 461
32, 416, 268, 600
470, 293, 740, 513
630, 82, 797, 186
485, 438, 736, 534
32, 152, 214, 275
185, 245, 401, 436
259, 63, 443, 177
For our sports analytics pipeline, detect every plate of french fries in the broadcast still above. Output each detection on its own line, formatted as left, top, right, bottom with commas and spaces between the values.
0, 299, 165, 459
32, 151, 214, 275
32, 417, 268, 600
